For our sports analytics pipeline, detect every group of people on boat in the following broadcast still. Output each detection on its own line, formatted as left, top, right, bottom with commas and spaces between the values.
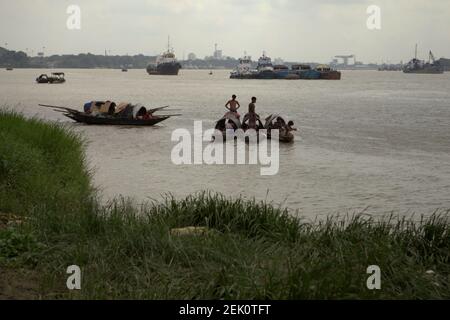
223, 94, 296, 135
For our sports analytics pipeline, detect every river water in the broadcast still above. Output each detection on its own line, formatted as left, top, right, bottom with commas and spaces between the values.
1, 68, 450, 218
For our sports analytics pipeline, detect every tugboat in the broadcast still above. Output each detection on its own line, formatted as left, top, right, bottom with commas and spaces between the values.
230, 55, 255, 79
403, 45, 444, 74
256, 52, 275, 79
146, 37, 182, 76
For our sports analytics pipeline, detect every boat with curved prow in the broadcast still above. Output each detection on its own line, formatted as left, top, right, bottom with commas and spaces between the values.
39, 102, 179, 126
264, 114, 296, 143
36, 72, 66, 84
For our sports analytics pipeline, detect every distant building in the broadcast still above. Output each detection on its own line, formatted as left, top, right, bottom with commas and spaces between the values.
213, 43, 223, 60
187, 53, 197, 60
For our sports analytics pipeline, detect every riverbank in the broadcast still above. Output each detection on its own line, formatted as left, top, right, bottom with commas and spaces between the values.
1, 111, 449, 299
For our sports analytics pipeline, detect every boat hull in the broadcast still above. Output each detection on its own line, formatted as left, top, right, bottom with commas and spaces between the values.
147, 62, 181, 75
64, 113, 171, 126
36, 79, 66, 84
318, 71, 341, 80
297, 70, 321, 79
403, 68, 444, 74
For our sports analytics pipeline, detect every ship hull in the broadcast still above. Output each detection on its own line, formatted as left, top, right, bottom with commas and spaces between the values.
147, 62, 181, 76
403, 68, 444, 74
297, 70, 321, 79
318, 71, 341, 80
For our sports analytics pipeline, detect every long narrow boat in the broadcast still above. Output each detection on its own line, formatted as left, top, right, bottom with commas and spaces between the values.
39, 103, 179, 126
64, 112, 171, 126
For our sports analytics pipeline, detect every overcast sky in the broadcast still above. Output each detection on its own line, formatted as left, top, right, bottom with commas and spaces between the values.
1, 0, 449, 63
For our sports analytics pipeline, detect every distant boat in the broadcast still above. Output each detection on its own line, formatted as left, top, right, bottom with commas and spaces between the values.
230, 55, 255, 79
230, 52, 277, 79
403, 45, 444, 74
121, 68, 128, 72
6, 67, 13, 71
146, 37, 182, 76
315, 65, 341, 80
256, 52, 275, 79
36, 72, 66, 84
291, 65, 321, 79
209, 71, 213, 75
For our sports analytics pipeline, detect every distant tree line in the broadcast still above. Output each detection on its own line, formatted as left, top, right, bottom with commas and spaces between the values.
0, 47, 156, 69
2, 46, 449, 70
0, 47, 29, 67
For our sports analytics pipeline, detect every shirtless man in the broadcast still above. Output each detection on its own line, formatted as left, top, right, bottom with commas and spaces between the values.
243, 97, 260, 130
225, 95, 241, 118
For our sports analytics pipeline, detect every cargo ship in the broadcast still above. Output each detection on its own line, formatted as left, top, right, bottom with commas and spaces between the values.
403, 45, 444, 74
146, 38, 181, 76
230, 55, 341, 80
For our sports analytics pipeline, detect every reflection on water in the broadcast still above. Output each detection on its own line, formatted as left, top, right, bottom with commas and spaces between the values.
1, 68, 450, 218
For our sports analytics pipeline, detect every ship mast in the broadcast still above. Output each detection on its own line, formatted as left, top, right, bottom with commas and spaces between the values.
415, 44, 418, 60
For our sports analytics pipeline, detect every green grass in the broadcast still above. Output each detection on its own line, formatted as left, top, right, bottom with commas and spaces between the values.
1, 111, 449, 299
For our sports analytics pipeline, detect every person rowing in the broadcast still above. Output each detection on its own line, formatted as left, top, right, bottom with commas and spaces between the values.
225, 94, 241, 118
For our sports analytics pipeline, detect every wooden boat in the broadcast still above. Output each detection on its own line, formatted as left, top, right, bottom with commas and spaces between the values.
264, 114, 295, 143
36, 72, 66, 84
39, 103, 179, 126
213, 112, 265, 143
213, 113, 242, 141
64, 112, 170, 126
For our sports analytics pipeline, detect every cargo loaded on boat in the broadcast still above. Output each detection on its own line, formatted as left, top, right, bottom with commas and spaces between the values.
314, 65, 341, 80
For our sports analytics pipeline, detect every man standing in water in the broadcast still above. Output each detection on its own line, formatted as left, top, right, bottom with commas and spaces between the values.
225, 95, 241, 118
243, 97, 260, 130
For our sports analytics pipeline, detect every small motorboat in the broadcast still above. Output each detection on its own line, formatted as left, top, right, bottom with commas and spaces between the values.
39, 102, 180, 126
264, 114, 296, 143
36, 72, 66, 84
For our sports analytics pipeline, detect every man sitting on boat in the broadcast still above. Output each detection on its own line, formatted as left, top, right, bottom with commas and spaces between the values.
225, 95, 241, 119
242, 97, 260, 130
